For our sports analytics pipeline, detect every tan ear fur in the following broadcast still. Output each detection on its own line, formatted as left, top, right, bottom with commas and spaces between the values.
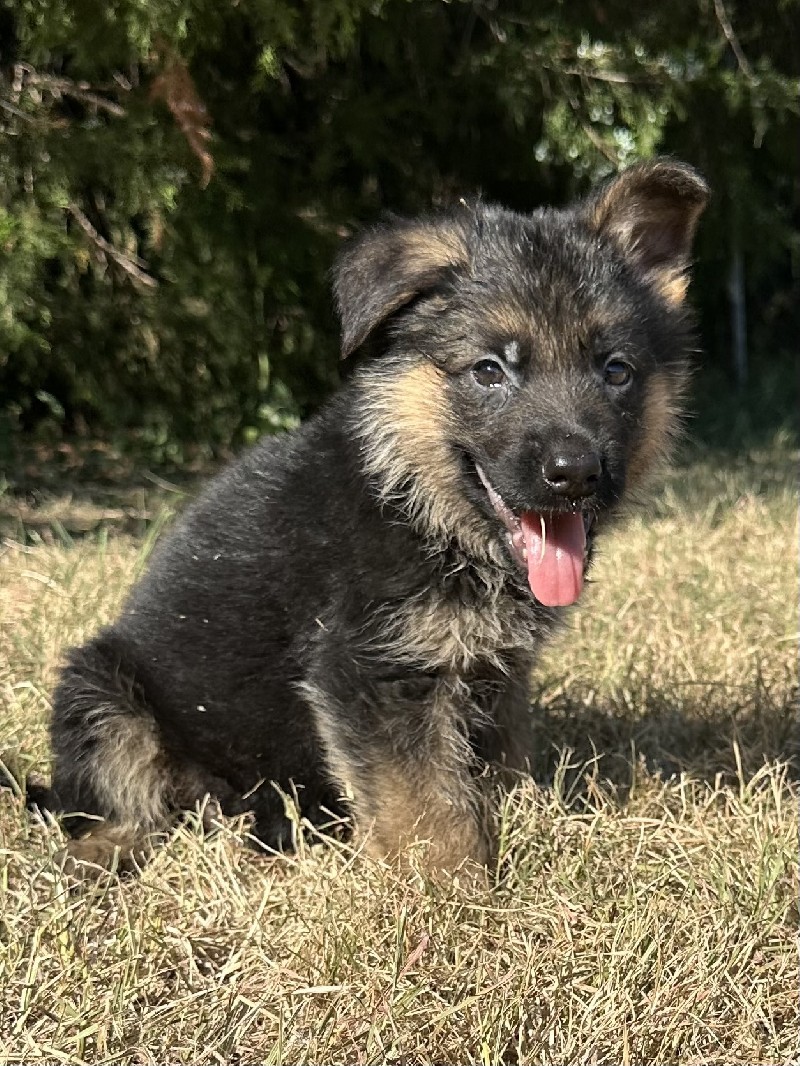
586, 158, 709, 304
334, 218, 469, 357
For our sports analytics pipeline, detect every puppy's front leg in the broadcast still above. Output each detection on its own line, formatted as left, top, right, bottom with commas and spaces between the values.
302, 675, 490, 871
473, 658, 536, 782
356, 751, 490, 870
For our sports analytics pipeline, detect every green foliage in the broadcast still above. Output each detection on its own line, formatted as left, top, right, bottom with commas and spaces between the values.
1, 0, 797, 456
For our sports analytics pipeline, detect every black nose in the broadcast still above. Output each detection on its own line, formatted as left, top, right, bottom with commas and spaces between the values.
542, 449, 602, 499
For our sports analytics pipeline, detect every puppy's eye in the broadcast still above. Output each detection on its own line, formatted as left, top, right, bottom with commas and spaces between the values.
472, 359, 506, 389
603, 359, 633, 388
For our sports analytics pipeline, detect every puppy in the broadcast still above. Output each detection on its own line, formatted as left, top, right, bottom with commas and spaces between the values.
44, 159, 708, 872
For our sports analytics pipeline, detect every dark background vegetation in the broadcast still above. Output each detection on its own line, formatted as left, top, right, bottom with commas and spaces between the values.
1, 0, 797, 477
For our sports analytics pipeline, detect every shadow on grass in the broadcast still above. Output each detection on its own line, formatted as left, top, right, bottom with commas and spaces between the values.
0, 430, 213, 542
525, 683, 799, 798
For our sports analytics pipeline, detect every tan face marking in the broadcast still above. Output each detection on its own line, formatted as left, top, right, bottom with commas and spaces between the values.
625, 369, 685, 490
355, 359, 502, 561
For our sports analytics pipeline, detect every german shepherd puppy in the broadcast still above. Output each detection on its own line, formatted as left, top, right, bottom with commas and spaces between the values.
43, 159, 707, 872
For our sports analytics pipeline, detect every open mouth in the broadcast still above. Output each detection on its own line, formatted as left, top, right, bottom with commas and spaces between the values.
474, 462, 595, 608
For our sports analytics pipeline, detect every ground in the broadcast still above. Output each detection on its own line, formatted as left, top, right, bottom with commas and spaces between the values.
0, 427, 796, 1064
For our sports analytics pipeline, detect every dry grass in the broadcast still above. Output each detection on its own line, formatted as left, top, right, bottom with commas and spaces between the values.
0, 432, 797, 1065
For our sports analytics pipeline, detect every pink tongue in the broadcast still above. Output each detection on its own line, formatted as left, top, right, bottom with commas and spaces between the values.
520, 511, 586, 607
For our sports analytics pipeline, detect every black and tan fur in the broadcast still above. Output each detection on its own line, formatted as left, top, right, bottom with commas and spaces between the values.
39, 159, 708, 873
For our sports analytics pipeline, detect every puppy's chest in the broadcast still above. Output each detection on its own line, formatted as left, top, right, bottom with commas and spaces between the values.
376, 574, 545, 675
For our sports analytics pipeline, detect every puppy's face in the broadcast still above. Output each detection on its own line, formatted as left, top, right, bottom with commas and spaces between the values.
336, 160, 708, 607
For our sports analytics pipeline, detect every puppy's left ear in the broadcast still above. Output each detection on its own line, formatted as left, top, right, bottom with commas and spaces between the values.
583, 158, 709, 305
334, 217, 469, 358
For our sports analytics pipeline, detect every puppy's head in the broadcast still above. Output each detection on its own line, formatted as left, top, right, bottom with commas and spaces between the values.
335, 159, 708, 607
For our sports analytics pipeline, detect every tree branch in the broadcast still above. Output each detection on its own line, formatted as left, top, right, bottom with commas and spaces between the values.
66, 204, 157, 289
567, 97, 619, 164
13, 64, 129, 117
0, 97, 38, 123
712, 0, 755, 82
24, 72, 128, 116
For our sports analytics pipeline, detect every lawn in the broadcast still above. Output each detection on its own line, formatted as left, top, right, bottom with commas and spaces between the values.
0, 426, 797, 1064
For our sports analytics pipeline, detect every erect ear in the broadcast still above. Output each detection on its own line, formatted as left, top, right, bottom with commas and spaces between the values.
583, 158, 709, 305
333, 217, 469, 358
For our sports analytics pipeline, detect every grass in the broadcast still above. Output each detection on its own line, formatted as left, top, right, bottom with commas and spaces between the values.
0, 425, 797, 1065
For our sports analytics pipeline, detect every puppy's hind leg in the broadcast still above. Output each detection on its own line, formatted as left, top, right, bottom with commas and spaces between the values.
50, 634, 175, 875
58, 824, 155, 878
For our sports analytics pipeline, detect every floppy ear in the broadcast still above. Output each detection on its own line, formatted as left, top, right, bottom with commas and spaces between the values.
584, 158, 709, 305
333, 218, 469, 358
